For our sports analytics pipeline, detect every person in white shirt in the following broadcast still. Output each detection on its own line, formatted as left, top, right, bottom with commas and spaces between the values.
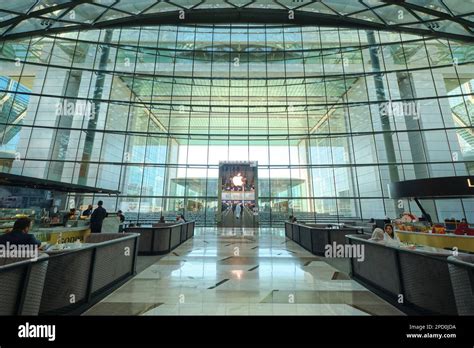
176, 214, 186, 224
369, 228, 385, 241
383, 223, 400, 244
235, 203, 242, 219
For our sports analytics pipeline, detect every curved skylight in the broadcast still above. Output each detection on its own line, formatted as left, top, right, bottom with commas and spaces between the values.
0, 0, 473, 42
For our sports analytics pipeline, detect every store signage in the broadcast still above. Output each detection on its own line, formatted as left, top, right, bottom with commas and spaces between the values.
221, 192, 255, 201
219, 161, 257, 166
389, 176, 474, 199
232, 173, 244, 186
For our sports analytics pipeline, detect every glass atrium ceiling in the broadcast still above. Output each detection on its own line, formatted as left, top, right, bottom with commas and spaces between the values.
0, 0, 473, 42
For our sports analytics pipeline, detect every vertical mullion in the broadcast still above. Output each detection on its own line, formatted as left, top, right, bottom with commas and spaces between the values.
44, 31, 81, 182
21, 36, 58, 176
163, 27, 180, 220
357, 29, 387, 219
265, 25, 272, 228
2, 36, 34, 145
183, 27, 198, 220
282, 27, 293, 223
205, 26, 215, 227
300, 28, 315, 222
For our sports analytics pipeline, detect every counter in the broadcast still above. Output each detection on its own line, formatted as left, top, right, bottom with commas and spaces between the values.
447, 254, 474, 315
125, 221, 195, 255
346, 234, 470, 315
101, 215, 121, 233
0, 254, 49, 315
396, 229, 474, 253
285, 222, 361, 256
32, 226, 91, 244
39, 232, 139, 315
1, 232, 139, 315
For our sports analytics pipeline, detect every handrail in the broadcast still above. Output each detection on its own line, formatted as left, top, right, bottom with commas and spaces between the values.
345, 234, 456, 261
447, 255, 474, 269
43, 233, 139, 259
0, 253, 49, 271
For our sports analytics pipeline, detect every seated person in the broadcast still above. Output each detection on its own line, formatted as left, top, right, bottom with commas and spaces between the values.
68, 208, 77, 220
82, 205, 93, 217
383, 223, 400, 244
0, 217, 41, 246
369, 228, 385, 241
159, 216, 166, 223
63, 210, 77, 226
50, 214, 61, 225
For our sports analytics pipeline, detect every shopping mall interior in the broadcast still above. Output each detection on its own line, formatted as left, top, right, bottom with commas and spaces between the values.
0, 0, 473, 318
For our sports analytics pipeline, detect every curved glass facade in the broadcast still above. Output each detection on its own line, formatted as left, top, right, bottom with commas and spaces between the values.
0, 24, 473, 225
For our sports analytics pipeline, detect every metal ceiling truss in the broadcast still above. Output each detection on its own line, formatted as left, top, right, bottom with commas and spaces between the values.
0, 1, 472, 42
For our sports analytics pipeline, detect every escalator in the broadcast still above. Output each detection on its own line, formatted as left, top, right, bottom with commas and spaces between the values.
220, 205, 258, 228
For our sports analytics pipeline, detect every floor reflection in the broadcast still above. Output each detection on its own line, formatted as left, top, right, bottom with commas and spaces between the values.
84, 227, 404, 316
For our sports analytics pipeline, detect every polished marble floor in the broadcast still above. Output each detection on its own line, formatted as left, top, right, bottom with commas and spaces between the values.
84, 228, 404, 316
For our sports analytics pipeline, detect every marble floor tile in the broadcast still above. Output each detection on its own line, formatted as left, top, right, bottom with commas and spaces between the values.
86, 227, 404, 316
83, 302, 163, 316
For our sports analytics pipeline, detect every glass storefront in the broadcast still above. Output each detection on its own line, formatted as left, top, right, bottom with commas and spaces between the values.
0, 25, 473, 226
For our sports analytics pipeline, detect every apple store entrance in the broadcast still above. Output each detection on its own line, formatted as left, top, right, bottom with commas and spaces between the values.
218, 162, 259, 228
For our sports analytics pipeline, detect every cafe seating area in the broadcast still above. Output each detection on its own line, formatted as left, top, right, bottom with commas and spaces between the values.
0, 233, 139, 315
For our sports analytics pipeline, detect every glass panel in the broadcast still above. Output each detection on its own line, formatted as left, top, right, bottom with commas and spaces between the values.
0, 24, 472, 226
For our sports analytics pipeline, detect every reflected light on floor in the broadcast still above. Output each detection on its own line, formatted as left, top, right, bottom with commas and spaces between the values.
231, 270, 244, 279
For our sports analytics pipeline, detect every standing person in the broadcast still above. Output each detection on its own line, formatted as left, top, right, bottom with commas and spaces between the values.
117, 210, 125, 223
235, 203, 242, 219
90, 201, 108, 233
